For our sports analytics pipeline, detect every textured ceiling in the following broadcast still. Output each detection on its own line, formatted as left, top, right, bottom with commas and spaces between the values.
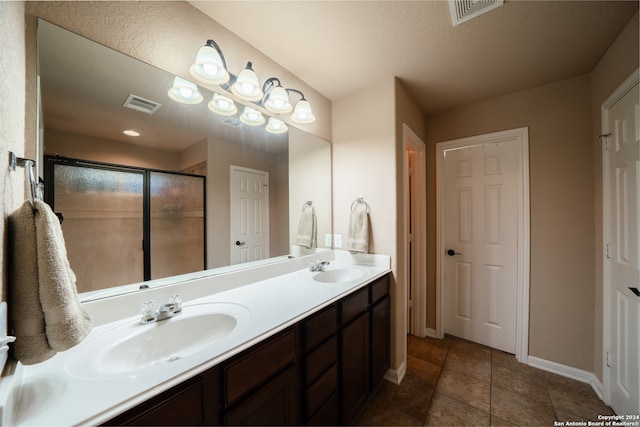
189, 0, 638, 115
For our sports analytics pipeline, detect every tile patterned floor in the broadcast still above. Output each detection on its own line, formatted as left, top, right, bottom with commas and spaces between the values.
356, 335, 615, 426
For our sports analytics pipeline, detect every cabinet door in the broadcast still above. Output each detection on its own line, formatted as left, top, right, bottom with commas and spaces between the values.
339, 311, 370, 425
224, 365, 301, 426
370, 296, 390, 390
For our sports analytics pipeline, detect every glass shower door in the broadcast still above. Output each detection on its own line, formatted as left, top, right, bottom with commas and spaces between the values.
149, 171, 205, 279
51, 163, 144, 293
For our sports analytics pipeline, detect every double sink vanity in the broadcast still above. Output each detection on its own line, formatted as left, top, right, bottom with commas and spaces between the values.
1, 250, 391, 426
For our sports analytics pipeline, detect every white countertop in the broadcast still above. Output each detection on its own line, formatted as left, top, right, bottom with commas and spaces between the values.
1, 251, 390, 426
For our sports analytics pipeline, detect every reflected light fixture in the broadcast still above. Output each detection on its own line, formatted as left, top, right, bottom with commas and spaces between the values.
208, 93, 237, 116
123, 130, 140, 137
168, 76, 203, 104
265, 117, 288, 134
190, 40, 230, 85
231, 62, 263, 101
239, 106, 265, 126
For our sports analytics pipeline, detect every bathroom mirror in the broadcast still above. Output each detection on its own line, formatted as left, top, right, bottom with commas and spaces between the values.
36, 19, 332, 301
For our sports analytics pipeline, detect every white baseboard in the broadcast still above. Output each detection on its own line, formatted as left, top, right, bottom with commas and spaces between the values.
528, 356, 605, 401
383, 360, 406, 385
425, 328, 438, 338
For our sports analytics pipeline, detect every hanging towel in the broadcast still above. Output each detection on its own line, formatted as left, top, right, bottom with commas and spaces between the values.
9, 200, 92, 365
294, 206, 316, 249
346, 204, 369, 254
9, 201, 56, 365
34, 199, 92, 352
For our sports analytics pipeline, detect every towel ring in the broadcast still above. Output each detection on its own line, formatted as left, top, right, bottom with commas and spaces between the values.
350, 197, 370, 213
302, 201, 313, 211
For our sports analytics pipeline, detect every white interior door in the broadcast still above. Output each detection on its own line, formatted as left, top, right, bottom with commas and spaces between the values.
230, 166, 269, 264
606, 82, 640, 416
443, 140, 519, 353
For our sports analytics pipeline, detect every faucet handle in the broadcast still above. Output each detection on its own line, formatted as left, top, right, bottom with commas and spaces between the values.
168, 294, 182, 313
140, 300, 157, 323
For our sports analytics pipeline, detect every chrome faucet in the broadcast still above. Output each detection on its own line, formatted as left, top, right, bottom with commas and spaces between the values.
310, 260, 330, 272
140, 294, 182, 324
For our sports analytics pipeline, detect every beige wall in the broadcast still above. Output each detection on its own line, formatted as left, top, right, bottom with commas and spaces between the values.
1, 1, 27, 302
590, 12, 639, 380
45, 129, 183, 171
425, 74, 596, 371
333, 78, 405, 371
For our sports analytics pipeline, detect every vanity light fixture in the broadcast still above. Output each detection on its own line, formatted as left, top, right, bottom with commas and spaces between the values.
231, 62, 263, 102
265, 117, 288, 134
208, 93, 238, 116
262, 78, 292, 114
189, 40, 230, 85
290, 91, 316, 124
168, 76, 203, 104
239, 106, 265, 126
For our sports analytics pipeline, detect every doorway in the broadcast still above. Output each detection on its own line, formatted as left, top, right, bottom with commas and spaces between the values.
602, 69, 639, 415
435, 128, 530, 361
230, 165, 270, 264
403, 124, 427, 337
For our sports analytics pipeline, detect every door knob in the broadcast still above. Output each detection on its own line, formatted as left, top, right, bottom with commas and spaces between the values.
446, 249, 462, 256
235, 240, 246, 246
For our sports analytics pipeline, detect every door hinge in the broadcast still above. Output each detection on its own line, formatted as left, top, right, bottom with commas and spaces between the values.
599, 133, 611, 151
605, 243, 611, 259
408, 299, 413, 309
605, 351, 611, 368
408, 167, 414, 176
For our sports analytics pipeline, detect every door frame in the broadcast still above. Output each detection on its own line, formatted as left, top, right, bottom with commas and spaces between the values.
230, 165, 270, 264
601, 68, 639, 406
403, 123, 427, 337
435, 127, 530, 362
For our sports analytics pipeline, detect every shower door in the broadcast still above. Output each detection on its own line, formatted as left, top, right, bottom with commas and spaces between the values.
46, 157, 206, 294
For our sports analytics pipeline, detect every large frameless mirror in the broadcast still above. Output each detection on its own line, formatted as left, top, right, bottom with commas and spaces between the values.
36, 19, 332, 301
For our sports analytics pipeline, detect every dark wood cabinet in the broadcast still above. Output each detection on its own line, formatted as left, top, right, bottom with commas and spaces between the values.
339, 311, 370, 425
104, 273, 390, 427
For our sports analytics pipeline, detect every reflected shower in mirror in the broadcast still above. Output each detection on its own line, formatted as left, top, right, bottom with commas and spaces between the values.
36, 19, 332, 301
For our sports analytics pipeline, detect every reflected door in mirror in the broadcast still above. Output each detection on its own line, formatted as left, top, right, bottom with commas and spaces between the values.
231, 166, 269, 264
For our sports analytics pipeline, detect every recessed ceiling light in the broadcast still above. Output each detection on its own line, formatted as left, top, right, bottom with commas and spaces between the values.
123, 130, 140, 136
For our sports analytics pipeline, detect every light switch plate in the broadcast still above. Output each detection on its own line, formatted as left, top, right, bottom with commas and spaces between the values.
324, 233, 332, 247
334, 234, 342, 248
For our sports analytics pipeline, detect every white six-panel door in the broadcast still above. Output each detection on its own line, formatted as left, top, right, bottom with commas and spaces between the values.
230, 166, 269, 265
443, 140, 519, 353
606, 81, 640, 416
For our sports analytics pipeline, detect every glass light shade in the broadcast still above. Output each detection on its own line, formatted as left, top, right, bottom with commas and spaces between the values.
265, 117, 288, 134
189, 43, 229, 85
208, 93, 238, 116
239, 106, 265, 126
264, 86, 292, 114
168, 77, 203, 104
291, 99, 315, 123
231, 63, 263, 101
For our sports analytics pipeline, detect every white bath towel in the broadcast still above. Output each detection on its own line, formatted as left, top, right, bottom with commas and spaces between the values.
34, 199, 92, 352
9, 201, 55, 365
9, 200, 92, 365
294, 206, 316, 249
346, 204, 369, 254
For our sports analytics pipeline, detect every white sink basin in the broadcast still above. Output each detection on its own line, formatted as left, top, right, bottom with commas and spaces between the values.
67, 302, 249, 378
304, 266, 367, 284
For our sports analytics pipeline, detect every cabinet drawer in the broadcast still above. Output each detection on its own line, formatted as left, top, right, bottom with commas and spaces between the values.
370, 276, 389, 304
304, 304, 337, 352
306, 364, 337, 419
340, 286, 369, 325
224, 328, 296, 406
305, 336, 337, 385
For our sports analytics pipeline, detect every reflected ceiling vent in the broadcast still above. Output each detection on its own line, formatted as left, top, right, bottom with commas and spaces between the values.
122, 94, 161, 114
449, 0, 504, 26
221, 117, 242, 128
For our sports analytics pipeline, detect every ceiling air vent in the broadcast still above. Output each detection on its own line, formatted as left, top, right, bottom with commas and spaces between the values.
449, 0, 504, 26
122, 94, 161, 114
